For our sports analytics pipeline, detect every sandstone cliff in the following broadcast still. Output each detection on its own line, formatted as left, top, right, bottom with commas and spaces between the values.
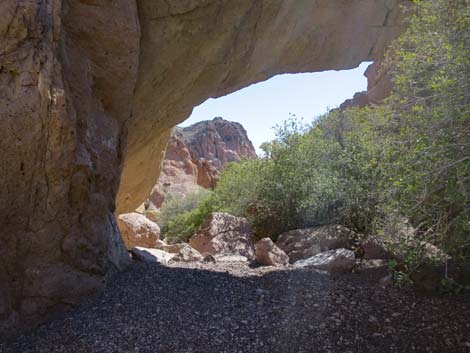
0, 0, 409, 335
146, 117, 256, 211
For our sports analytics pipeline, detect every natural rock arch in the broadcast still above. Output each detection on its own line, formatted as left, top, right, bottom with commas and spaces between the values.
0, 0, 407, 334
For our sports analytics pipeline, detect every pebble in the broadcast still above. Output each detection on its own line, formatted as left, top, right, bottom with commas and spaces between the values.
1, 261, 469, 353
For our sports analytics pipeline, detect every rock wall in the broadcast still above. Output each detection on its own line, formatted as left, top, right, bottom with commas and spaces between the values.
0, 0, 408, 335
0, 0, 138, 334
146, 117, 257, 210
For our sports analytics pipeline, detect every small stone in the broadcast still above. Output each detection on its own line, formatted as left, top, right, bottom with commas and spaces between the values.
368, 315, 378, 323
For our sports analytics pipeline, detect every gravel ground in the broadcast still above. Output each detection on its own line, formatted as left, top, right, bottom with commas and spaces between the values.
1, 260, 470, 353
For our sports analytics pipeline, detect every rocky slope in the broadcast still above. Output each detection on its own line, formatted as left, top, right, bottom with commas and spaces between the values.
0, 0, 409, 334
145, 117, 256, 211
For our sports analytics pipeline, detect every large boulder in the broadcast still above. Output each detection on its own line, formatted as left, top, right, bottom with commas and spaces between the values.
361, 237, 394, 260
213, 254, 250, 263
156, 243, 204, 263
130, 247, 175, 264
132, 244, 203, 264
117, 213, 161, 250
294, 249, 356, 273
276, 225, 356, 264
189, 213, 255, 260
255, 238, 289, 267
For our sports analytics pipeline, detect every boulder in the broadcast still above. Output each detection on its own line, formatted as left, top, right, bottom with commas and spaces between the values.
361, 237, 394, 260
130, 247, 175, 264
255, 238, 289, 267
189, 213, 255, 260
168, 244, 203, 263
155, 243, 189, 254
276, 225, 356, 263
117, 213, 161, 250
213, 254, 250, 263
293, 249, 356, 273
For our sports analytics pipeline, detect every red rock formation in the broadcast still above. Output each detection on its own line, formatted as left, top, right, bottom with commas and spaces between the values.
146, 117, 257, 210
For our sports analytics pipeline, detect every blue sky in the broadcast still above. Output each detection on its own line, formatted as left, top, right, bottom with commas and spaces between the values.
180, 62, 371, 154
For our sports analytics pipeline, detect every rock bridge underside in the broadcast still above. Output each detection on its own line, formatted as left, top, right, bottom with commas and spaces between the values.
0, 0, 407, 334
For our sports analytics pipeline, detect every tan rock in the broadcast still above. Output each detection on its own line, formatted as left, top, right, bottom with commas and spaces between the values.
117, 213, 161, 250
130, 247, 175, 264
255, 238, 289, 267
169, 244, 204, 263
155, 243, 189, 254
189, 213, 255, 260
214, 254, 250, 263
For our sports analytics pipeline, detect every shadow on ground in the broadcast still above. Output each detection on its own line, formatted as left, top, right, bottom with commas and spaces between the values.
1, 261, 469, 353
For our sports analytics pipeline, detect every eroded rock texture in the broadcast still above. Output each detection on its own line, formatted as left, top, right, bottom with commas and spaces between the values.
0, 0, 139, 334
1, 0, 407, 335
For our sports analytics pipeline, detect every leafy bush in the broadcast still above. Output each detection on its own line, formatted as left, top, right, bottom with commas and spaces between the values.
378, 0, 470, 257
214, 112, 381, 238
159, 190, 219, 243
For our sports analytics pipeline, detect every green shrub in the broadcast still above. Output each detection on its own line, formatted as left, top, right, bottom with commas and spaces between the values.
159, 190, 219, 243
214, 113, 381, 238
377, 0, 470, 258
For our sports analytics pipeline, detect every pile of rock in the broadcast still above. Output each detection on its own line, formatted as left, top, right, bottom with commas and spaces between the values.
118, 211, 292, 268
118, 210, 404, 274
275, 224, 395, 273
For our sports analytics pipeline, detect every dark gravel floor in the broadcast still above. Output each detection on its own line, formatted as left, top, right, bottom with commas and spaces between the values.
1, 261, 470, 353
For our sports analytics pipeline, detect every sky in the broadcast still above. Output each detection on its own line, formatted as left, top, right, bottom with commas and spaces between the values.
180, 61, 371, 154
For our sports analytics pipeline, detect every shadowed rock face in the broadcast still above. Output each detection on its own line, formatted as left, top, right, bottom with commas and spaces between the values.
0, 0, 408, 334
0, 0, 138, 334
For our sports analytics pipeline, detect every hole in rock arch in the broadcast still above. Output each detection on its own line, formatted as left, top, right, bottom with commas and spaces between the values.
131, 61, 375, 256
181, 61, 372, 154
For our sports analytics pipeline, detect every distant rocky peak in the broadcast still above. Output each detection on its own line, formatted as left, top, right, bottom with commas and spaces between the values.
144, 117, 256, 211
177, 117, 257, 166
